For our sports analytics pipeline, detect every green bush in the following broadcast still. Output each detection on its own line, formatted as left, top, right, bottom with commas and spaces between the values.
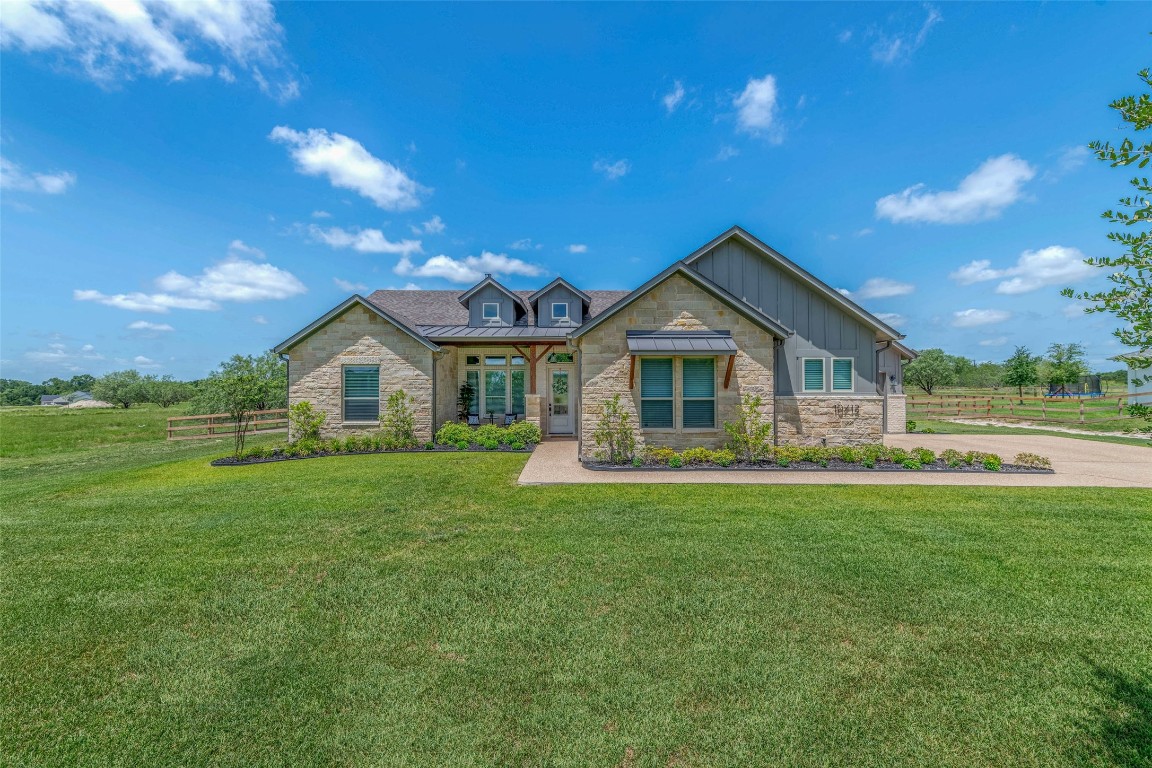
668, 455, 684, 468
424, 441, 434, 450
480, 438, 499, 450
901, 458, 923, 469
835, 446, 861, 464
474, 424, 504, 445
509, 440, 526, 451
680, 447, 714, 465
775, 446, 804, 465
712, 449, 736, 467
506, 420, 542, 445
723, 394, 774, 462
380, 389, 418, 450
288, 400, 326, 443
631, 456, 643, 467
643, 446, 678, 465
914, 448, 936, 465
436, 422, 474, 446
456, 440, 468, 451
941, 448, 964, 468
1013, 452, 1052, 469
887, 447, 910, 464
592, 394, 636, 464
982, 453, 1003, 472
861, 457, 875, 469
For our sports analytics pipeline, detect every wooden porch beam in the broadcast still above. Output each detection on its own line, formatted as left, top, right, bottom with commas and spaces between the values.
628, 355, 636, 390
723, 354, 735, 389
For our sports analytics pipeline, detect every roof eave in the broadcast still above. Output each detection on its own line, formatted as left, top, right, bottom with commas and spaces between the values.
456, 276, 529, 311
527, 277, 592, 305
274, 295, 440, 354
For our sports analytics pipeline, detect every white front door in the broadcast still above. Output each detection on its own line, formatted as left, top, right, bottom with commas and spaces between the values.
549, 368, 572, 433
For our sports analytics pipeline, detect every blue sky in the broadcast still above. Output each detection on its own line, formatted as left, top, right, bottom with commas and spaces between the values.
0, 1, 1141, 381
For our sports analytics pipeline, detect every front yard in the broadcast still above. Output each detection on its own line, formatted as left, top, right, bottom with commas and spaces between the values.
1, 409, 1150, 766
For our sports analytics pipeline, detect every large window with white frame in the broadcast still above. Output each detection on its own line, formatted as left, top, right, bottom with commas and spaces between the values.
481, 302, 501, 324
551, 302, 569, 322
464, 352, 526, 420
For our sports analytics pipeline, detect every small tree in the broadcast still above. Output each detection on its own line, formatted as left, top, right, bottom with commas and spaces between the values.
903, 349, 956, 395
380, 389, 418, 449
723, 394, 774, 462
142, 375, 192, 408
288, 400, 326, 443
591, 394, 636, 464
1002, 346, 1040, 402
93, 369, 145, 409
199, 355, 274, 458
457, 380, 475, 421
1045, 343, 1089, 394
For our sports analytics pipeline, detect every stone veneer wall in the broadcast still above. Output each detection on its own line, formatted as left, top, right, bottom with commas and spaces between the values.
576, 273, 775, 460
434, 346, 459, 431
287, 303, 434, 441
774, 396, 883, 446
885, 394, 906, 434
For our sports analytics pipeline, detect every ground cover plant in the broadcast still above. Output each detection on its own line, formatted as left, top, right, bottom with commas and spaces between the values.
2, 407, 1151, 766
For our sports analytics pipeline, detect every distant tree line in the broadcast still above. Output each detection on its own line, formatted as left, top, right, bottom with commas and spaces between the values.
902, 343, 1119, 398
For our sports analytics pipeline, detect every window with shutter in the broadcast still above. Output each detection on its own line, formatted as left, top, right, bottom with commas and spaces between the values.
803, 358, 825, 392
832, 358, 853, 391
343, 366, 380, 421
640, 357, 674, 428
681, 357, 715, 428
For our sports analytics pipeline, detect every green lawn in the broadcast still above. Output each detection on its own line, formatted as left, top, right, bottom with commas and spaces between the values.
2, 411, 1150, 766
910, 419, 1152, 448
0, 404, 185, 457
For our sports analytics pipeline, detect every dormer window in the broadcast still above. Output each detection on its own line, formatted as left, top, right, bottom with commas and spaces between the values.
551, 302, 569, 322
482, 302, 501, 324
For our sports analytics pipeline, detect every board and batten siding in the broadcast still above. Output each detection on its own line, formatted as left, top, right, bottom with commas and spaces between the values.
534, 284, 583, 327
689, 237, 879, 396
466, 284, 518, 327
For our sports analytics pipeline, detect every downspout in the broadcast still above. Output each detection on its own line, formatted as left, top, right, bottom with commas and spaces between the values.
573, 337, 582, 460
772, 337, 784, 445
278, 352, 290, 440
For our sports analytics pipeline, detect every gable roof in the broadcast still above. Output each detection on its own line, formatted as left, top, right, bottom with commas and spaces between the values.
570, 262, 793, 341
684, 225, 906, 340
456, 275, 529, 312
367, 289, 630, 328
273, 295, 440, 354
527, 277, 592, 305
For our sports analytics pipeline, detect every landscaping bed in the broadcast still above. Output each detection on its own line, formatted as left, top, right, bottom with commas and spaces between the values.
212, 441, 533, 466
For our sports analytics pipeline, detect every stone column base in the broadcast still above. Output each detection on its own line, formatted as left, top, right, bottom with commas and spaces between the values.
525, 394, 543, 429
886, 394, 907, 434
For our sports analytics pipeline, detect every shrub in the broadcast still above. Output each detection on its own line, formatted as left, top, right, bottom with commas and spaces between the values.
506, 420, 542, 445
901, 458, 922, 469
859, 444, 888, 464
380, 389, 418, 450
456, 440, 469, 451
861, 457, 875, 469
914, 448, 936, 465
723, 394, 774, 462
941, 448, 964, 468
835, 446, 861, 464
799, 446, 833, 463
474, 424, 504, 445
288, 400, 326, 443
631, 456, 643, 468
775, 446, 805, 465
509, 440, 526, 451
963, 451, 981, 466
324, 438, 343, 454
424, 441, 435, 450
480, 438, 499, 450
291, 438, 320, 457
712, 449, 736, 467
436, 422, 473, 446
592, 394, 636, 464
643, 446, 678, 465
668, 455, 684, 468
680, 447, 714, 465
887, 447, 910, 464
1013, 452, 1052, 470
906, 420, 917, 432
982, 453, 1003, 472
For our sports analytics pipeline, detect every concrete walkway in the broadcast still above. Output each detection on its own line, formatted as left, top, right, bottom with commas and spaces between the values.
518, 434, 1152, 487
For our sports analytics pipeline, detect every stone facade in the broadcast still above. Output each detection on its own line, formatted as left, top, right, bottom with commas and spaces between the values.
576, 273, 775, 460
774, 395, 883, 446
287, 303, 435, 441
885, 394, 907, 434
434, 346, 459, 431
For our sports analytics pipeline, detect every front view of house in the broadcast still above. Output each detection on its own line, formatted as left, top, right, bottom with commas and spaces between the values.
275, 226, 917, 459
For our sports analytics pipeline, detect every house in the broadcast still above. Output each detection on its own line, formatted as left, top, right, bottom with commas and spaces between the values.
40, 394, 69, 406
1111, 352, 1152, 406
275, 226, 917, 458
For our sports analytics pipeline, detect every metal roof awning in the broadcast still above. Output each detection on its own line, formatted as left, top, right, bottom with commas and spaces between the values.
626, 330, 737, 355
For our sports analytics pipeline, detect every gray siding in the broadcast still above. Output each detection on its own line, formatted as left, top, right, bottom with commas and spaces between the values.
876, 344, 906, 394
690, 238, 879, 396
466, 285, 517, 327
534, 284, 584, 327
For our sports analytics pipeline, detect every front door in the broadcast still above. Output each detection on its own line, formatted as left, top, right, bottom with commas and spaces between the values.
549, 368, 572, 434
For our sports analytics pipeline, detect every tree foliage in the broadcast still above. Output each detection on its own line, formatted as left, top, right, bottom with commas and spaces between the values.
197, 352, 288, 458
141, 375, 192, 408
903, 348, 956, 395
1063, 67, 1152, 378
1002, 346, 1040, 401
1044, 343, 1089, 393
93, 370, 146, 409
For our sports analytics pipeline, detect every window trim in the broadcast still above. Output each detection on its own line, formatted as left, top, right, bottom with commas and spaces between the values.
639, 357, 675, 430
342, 364, 380, 423
681, 357, 716, 430
481, 302, 501, 321
831, 357, 854, 392
551, 302, 569, 321
802, 357, 826, 393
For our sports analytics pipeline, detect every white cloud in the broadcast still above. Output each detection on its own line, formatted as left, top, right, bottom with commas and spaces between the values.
227, 239, 265, 259
509, 238, 543, 251
949, 245, 1094, 294
874, 312, 907, 327
0, 0, 297, 99
251, 315, 268, 325
25, 341, 104, 369
568, 244, 588, 254
333, 277, 368, 292
662, 80, 685, 113
410, 215, 445, 235
854, 227, 874, 237
133, 355, 160, 368
1057, 145, 1090, 172
307, 224, 423, 256
842, 277, 915, 300
270, 126, 427, 210
593, 158, 631, 180
715, 145, 740, 162
127, 320, 173, 332
395, 251, 544, 284
871, 5, 942, 65
875, 154, 1036, 224
837, 29, 853, 43
734, 74, 780, 139
76, 242, 305, 313
1062, 302, 1090, 319
0, 156, 76, 194
952, 308, 1011, 328
978, 337, 1008, 347
382, 282, 421, 291
311, 210, 331, 219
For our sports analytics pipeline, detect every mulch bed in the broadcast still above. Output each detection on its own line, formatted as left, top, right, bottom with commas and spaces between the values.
584, 458, 1053, 473
212, 444, 535, 467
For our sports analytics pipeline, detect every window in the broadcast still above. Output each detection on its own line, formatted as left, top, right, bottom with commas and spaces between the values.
484, 355, 506, 366
551, 302, 569, 321
484, 370, 507, 417
510, 355, 526, 366
465, 369, 479, 416
465, 355, 480, 366
547, 352, 574, 364
803, 358, 825, 392
682, 358, 715, 428
511, 369, 525, 415
343, 366, 379, 421
832, 358, 854, 392
640, 357, 674, 428
482, 302, 500, 322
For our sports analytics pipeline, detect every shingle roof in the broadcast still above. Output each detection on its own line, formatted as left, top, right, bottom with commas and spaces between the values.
366, 289, 631, 329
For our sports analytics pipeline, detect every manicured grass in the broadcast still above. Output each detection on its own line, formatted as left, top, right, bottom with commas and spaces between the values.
2, 412, 1151, 766
912, 419, 1151, 448
0, 404, 186, 457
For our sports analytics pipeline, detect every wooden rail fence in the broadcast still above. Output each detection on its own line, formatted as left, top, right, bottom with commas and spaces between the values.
167, 409, 289, 441
906, 392, 1151, 424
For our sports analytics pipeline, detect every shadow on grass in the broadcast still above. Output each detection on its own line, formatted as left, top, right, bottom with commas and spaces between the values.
1082, 660, 1152, 767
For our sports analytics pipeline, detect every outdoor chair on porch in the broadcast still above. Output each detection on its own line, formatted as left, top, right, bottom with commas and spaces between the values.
503, 413, 520, 426
466, 415, 480, 426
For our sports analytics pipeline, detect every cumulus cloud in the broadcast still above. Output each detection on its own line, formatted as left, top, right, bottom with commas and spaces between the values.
871, 5, 942, 65
0, 0, 298, 99
949, 245, 1094, 294
593, 158, 631, 180
952, 308, 1011, 328
25, 340, 104, 370
662, 80, 685, 113
410, 215, 445, 235
76, 242, 305, 313
0, 156, 75, 194
307, 224, 423, 256
311, 210, 331, 219
509, 238, 543, 251
978, 337, 1009, 347
734, 74, 780, 139
127, 320, 173, 332
841, 277, 915, 300
568, 244, 588, 254
227, 239, 265, 259
133, 355, 160, 368
333, 277, 368, 292
395, 251, 544, 284
270, 126, 427, 210
875, 154, 1035, 224
251, 315, 268, 325
874, 312, 907, 327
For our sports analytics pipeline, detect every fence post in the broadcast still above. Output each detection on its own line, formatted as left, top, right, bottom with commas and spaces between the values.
1079, 400, 1085, 423
1042, 398, 1046, 419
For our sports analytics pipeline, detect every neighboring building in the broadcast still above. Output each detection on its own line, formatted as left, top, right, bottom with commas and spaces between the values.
40, 395, 69, 406
275, 226, 917, 458
1112, 352, 1152, 406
